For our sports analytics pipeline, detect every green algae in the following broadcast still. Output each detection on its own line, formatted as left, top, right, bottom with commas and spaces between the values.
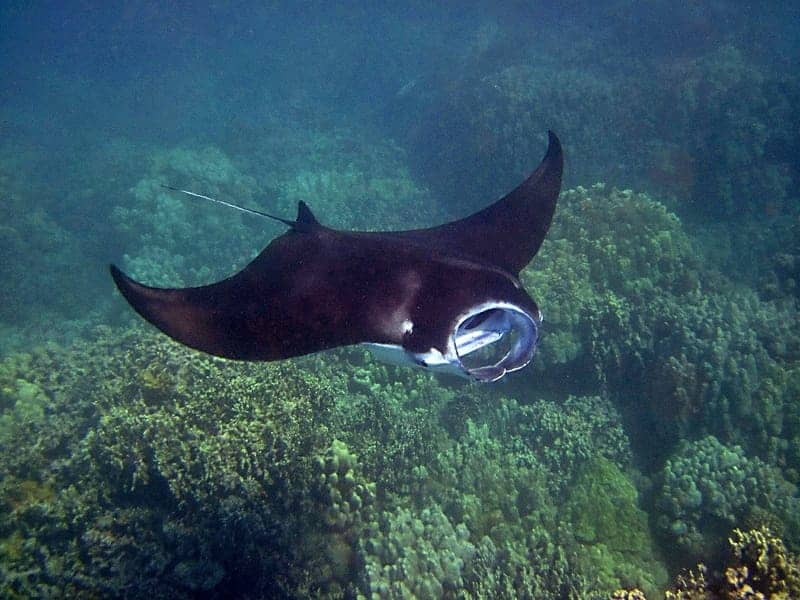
564, 457, 668, 596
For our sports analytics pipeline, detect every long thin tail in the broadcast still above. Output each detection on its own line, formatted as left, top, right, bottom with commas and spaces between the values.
161, 185, 295, 227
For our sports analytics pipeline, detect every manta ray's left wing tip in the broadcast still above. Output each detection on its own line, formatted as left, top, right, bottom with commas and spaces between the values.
109, 263, 128, 293
110, 263, 260, 360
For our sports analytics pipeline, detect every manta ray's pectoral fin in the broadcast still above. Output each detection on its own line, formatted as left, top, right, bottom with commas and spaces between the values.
110, 264, 272, 360
110, 225, 375, 362
399, 131, 563, 275
109, 200, 336, 361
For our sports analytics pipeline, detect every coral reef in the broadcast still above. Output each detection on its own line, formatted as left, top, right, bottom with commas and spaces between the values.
3, 7, 800, 597
5, 178, 798, 599
110, 145, 262, 287
401, 57, 655, 210
317, 353, 641, 596
0, 159, 100, 351
663, 45, 798, 221
521, 184, 700, 389
654, 436, 799, 563
0, 327, 347, 597
664, 527, 800, 600
309, 438, 376, 593
358, 503, 475, 598
327, 350, 456, 499
0, 324, 671, 598
108, 129, 446, 328
490, 394, 632, 496
223, 121, 445, 233
419, 392, 644, 597
564, 457, 667, 596
522, 184, 800, 474
259, 128, 442, 232
521, 184, 701, 381
400, 35, 798, 234
461, 531, 592, 599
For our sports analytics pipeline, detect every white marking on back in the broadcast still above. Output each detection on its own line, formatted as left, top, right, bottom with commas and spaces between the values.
376, 270, 421, 340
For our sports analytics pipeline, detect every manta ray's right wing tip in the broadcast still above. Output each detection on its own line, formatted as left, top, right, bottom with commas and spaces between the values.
545, 130, 562, 166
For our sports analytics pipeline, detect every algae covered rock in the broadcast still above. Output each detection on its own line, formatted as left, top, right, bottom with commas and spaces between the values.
563, 457, 667, 597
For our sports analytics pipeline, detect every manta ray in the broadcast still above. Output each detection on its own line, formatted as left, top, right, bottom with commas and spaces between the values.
111, 131, 563, 382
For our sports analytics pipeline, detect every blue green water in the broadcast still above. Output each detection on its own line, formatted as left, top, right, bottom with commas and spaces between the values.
1, 2, 799, 598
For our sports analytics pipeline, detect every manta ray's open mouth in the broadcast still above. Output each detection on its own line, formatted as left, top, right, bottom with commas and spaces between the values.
452, 303, 540, 382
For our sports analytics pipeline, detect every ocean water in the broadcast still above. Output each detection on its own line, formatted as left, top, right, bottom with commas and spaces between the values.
1, 2, 799, 598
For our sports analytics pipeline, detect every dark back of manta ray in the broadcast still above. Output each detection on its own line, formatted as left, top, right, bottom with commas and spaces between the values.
110, 131, 563, 381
